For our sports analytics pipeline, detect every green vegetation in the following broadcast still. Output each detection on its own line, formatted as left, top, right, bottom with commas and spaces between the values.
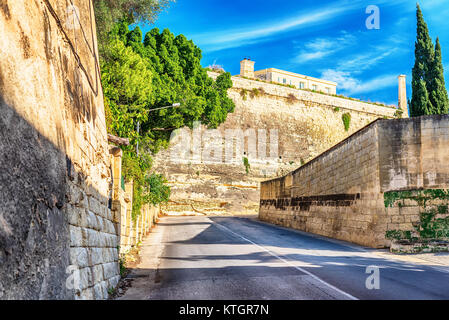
394, 108, 404, 118
144, 173, 171, 205
342, 113, 351, 131
418, 209, 449, 239
99, 19, 235, 219
385, 230, 414, 241
250, 88, 261, 98
243, 157, 250, 174
119, 255, 127, 277
429, 38, 449, 114
240, 88, 248, 100
384, 189, 449, 208
239, 87, 263, 100
410, 4, 449, 116
384, 189, 449, 242
93, 0, 174, 52
333, 107, 340, 112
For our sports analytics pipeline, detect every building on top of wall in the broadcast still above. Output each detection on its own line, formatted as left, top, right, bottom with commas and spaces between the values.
239, 58, 337, 94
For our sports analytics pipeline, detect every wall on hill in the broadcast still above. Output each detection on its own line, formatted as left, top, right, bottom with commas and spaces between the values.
152, 72, 399, 215
259, 115, 449, 248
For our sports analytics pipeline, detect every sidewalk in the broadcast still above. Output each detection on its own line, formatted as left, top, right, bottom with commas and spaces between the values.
243, 215, 449, 271
114, 221, 167, 300
374, 250, 449, 271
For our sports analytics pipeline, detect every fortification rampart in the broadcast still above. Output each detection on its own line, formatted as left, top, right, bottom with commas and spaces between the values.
152, 72, 400, 215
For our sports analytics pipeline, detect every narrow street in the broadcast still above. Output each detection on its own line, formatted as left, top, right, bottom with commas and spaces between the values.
119, 216, 449, 300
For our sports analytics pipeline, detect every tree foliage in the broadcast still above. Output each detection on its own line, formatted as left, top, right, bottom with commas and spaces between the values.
100, 22, 235, 217
410, 4, 449, 116
93, 0, 173, 50
106, 23, 235, 153
429, 38, 449, 114
143, 174, 171, 205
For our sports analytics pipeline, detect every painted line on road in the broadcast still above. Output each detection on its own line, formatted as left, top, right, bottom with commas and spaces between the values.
213, 221, 359, 300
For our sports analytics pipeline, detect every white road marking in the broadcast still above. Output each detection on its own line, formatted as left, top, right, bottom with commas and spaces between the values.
213, 221, 359, 300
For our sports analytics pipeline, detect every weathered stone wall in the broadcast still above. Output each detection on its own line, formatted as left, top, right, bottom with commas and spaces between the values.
379, 116, 449, 240
153, 71, 399, 215
0, 0, 119, 299
259, 115, 449, 248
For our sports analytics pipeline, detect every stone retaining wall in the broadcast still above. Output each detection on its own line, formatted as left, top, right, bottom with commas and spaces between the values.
259, 115, 449, 248
0, 0, 117, 299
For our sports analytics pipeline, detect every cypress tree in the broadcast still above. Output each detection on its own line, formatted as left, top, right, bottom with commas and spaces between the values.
414, 79, 433, 116
410, 4, 435, 116
429, 38, 449, 114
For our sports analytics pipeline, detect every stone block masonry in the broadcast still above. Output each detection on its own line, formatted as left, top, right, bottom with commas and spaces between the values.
259, 115, 449, 248
0, 0, 159, 300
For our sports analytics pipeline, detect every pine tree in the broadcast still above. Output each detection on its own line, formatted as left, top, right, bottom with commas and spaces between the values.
410, 4, 435, 116
429, 38, 449, 114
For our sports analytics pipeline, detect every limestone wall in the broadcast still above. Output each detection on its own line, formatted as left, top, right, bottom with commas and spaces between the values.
259, 115, 449, 248
0, 0, 117, 299
152, 71, 399, 215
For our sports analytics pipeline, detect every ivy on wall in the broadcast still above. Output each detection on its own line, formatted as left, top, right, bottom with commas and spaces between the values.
384, 189, 449, 242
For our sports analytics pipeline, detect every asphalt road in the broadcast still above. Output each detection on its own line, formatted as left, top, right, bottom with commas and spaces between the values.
119, 215, 449, 300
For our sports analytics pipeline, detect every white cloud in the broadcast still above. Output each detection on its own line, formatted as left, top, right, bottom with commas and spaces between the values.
321, 69, 397, 95
192, 2, 362, 52
336, 50, 397, 74
316, 32, 403, 97
190, 0, 414, 52
292, 32, 356, 63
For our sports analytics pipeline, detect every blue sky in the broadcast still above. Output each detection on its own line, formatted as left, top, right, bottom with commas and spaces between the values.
138, 0, 449, 106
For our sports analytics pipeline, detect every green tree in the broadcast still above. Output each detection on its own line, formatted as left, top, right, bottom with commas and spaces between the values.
429, 38, 449, 114
93, 0, 173, 50
100, 23, 236, 218
103, 23, 235, 152
410, 4, 435, 116
413, 78, 433, 116
129, 26, 235, 152
101, 36, 153, 147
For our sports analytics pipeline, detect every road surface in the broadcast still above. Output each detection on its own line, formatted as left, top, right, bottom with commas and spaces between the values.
119, 216, 449, 300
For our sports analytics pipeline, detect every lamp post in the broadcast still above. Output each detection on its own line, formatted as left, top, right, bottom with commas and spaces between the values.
135, 103, 181, 155
148, 103, 181, 112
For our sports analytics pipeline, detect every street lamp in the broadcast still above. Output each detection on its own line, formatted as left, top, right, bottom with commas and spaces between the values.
136, 103, 181, 155
148, 103, 181, 112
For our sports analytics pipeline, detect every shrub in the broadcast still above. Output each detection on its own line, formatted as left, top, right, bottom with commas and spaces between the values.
342, 113, 351, 131
240, 88, 248, 100
286, 93, 298, 105
243, 157, 250, 174
250, 88, 261, 98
